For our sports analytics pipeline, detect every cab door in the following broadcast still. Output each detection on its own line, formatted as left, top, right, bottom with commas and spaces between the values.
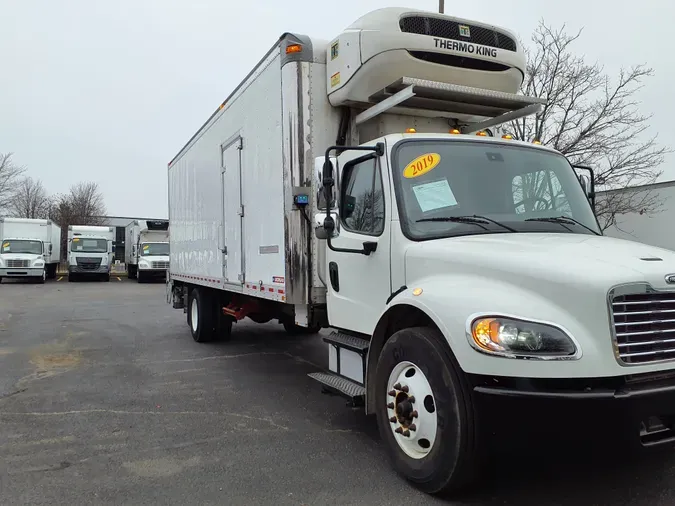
324, 149, 392, 335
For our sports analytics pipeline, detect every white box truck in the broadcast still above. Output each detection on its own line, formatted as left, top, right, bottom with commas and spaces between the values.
0, 218, 61, 283
125, 219, 170, 282
67, 225, 115, 282
167, 7, 675, 494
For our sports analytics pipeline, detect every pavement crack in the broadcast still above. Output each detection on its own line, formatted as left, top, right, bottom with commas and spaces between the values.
137, 351, 287, 365
0, 409, 289, 429
0, 388, 27, 401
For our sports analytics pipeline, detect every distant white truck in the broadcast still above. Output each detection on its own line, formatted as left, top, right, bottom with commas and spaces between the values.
125, 219, 170, 282
0, 217, 61, 284
67, 225, 115, 282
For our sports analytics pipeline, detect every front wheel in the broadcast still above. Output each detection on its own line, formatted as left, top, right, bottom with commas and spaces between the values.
375, 327, 481, 495
37, 269, 46, 284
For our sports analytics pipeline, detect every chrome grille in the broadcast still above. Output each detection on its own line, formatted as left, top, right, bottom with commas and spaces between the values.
6, 259, 30, 268
152, 261, 169, 269
612, 291, 675, 364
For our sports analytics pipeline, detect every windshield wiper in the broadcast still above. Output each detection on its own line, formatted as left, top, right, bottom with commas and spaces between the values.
525, 216, 600, 236
416, 215, 518, 233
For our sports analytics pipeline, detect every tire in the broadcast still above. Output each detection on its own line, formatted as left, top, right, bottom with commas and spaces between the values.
137, 271, 144, 283
67, 274, 75, 282
37, 270, 46, 284
188, 288, 216, 343
216, 308, 234, 342
0, 277, 3, 284
374, 326, 481, 495
128, 265, 136, 280
103, 273, 110, 282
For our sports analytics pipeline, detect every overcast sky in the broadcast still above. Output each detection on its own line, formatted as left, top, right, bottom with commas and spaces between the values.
1, 0, 671, 219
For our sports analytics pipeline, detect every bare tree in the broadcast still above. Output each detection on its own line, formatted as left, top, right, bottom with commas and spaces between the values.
0, 153, 26, 214
9, 176, 52, 219
49, 182, 107, 259
509, 21, 670, 230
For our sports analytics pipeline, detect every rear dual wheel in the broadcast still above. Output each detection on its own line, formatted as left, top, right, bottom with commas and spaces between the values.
375, 326, 482, 495
188, 288, 233, 343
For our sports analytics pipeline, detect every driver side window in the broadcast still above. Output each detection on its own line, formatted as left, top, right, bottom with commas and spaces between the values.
340, 157, 385, 236
512, 169, 572, 214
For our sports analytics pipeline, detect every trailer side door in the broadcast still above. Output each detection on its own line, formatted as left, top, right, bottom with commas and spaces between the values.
221, 136, 245, 284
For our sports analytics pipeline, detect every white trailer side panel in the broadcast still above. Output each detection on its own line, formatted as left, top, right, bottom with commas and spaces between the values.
602, 182, 675, 251
48, 222, 61, 263
169, 46, 286, 298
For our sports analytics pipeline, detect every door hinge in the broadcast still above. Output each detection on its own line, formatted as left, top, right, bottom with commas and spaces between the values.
238, 205, 244, 217
238, 273, 244, 282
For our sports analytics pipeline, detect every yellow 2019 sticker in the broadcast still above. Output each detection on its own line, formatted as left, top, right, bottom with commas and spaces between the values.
2, 242, 9, 249
143, 245, 149, 250
403, 153, 441, 179
72, 238, 79, 242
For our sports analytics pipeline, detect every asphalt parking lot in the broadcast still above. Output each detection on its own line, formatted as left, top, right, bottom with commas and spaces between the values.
2, 278, 675, 505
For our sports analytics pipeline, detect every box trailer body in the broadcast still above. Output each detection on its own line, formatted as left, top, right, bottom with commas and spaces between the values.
0, 218, 61, 283
67, 225, 115, 282
125, 219, 170, 282
167, 7, 675, 496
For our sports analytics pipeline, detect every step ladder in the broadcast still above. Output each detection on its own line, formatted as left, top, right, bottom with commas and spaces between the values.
308, 331, 370, 406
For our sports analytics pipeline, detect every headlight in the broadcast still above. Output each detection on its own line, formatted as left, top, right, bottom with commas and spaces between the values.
34, 261, 44, 267
468, 316, 579, 359
139, 261, 150, 269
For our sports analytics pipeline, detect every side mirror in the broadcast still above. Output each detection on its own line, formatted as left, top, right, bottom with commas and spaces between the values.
573, 165, 596, 211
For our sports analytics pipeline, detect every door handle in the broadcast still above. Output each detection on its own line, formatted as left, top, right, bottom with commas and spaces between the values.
329, 261, 339, 292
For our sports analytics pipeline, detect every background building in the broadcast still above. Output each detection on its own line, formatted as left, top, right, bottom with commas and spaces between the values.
599, 180, 674, 251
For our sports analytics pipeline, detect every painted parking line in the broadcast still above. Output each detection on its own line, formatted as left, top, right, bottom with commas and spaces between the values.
57, 276, 63, 282
117, 277, 122, 281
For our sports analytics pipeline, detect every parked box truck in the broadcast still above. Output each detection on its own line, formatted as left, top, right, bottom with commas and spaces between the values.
67, 225, 115, 282
0, 218, 61, 283
125, 219, 170, 282
166, 7, 675, 495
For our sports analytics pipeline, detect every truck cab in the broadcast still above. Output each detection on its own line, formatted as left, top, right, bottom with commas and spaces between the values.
125, 220, 169, 282
0, 218, 61, 283
67, 225, 115, 282
0, 237, 49, 283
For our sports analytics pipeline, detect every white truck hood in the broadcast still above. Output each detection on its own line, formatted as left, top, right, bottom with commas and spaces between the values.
405, 233, 675, 291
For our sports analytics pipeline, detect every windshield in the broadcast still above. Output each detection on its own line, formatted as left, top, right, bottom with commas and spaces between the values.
392, 140, 600, 240
71, 237, 108, 253
141, 242, 169, 256
1, 239, 42, 254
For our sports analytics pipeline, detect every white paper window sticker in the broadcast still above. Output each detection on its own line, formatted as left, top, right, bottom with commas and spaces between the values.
412, 179, 458, 213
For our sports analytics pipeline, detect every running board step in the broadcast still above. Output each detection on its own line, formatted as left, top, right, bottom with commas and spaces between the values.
308, 372, 365, 405
323, 331, 369, 353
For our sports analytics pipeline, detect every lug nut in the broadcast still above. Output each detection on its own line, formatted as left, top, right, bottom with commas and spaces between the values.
400, 385, 409, 393
387, 402, 395, 409
389, 416, 397, 423
409, 424, 417, 431
393, 383, 401, 390
408, 396, 415, 404
411, 410, 418, 418
388, 390, 396, 397
395, 427, 403, 434
402, 430, 411, 437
